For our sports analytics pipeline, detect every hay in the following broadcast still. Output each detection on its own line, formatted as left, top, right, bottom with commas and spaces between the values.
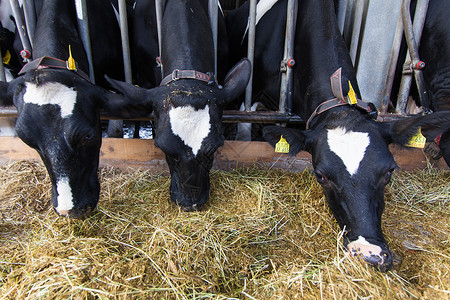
0, 161, 449, 299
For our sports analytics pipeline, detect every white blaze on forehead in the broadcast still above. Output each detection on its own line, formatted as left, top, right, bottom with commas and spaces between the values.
55, 177, 74, 211
169, 105, 211, 156
243, 0, 279, 43
74, 0, 83, 20
327, 127, 370, 176
24, 82, 77, 118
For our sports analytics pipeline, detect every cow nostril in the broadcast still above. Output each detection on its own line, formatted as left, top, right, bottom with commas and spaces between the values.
181, 203, 201, 212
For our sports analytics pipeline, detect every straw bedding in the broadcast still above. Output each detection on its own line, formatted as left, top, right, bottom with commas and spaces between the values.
0, 161, 448, 299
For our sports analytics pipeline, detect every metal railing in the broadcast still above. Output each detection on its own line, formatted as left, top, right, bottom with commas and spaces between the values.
2, 0, 429, 126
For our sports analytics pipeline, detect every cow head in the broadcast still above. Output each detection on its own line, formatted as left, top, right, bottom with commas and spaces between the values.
263, 110, 450, 271
0, 69, 150, 218
107, 59, 251, 211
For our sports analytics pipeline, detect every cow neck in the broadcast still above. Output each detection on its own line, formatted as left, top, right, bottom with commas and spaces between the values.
306, 68, 377, 129
18, 56, 91, 82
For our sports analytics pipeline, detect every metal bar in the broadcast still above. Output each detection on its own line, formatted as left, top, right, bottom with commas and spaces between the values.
0, 107, 305, 124
22, 0, 36, 47
75, 0, 95, 82
118, 0, 132, 83
381, 8, 404, 113
0, 48, 6, 82
9, 0, 32, 60
336, 0, 348, 34
279, 0, 298, 114
22, 1, 36, 46
349, 0, 366, 67
209, 0, 218, 76
155, 0, 164, 76
107, 0, 133, 138
244, 0, 257, 112
396, 0, 430, 114
0, 107, 410, 125
222, 111, 304, 124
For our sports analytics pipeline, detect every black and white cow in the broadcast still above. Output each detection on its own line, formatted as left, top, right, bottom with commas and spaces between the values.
107, 0, 251, 211
0, 0, 24, 136
226, 0, 450, 271
0, 0, 146, 218
416, 0, 450, 166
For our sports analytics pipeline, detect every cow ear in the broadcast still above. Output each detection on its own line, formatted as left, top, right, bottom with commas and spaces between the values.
105, 75, 150, 102
220, 58, 251, 105
263, 125, 310, 156
95, 85, 154, 119
0, 77, 23, 106
381, 111, 450, 145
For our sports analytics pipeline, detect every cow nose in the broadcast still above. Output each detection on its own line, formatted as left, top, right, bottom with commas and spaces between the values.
346, 237, 393, 271
54, 206, 94, 219
180, 203, 201, 212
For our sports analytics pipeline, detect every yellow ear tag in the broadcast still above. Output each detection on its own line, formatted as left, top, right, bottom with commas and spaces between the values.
66, 45, 77, 71
405, 127, 426, 148
347, 81, 357, 105
275, 135, 290, 153
2, 50, 11, 65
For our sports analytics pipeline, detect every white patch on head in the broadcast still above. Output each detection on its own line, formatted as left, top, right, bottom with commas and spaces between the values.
346, 236, 383, 262
243, 0, 279, 43
56, 177, 74, 212
74, 0, 83, 20
327, 127, 370, 176
24, 82, 77, 118
169, 105, 211, 156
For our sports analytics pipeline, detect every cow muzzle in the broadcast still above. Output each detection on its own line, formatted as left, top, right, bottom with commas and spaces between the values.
54, 206, 95, 219
346, 236, 393, 272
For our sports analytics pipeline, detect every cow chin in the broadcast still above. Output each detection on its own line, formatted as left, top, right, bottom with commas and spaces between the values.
169, 170, 210, 212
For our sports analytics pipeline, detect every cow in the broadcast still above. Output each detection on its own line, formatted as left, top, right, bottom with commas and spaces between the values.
0, 0, 24, 136
106, 0, 251, 211
226, 0, 450, 271
415, 0, 450, 166
0, 0, 148, 218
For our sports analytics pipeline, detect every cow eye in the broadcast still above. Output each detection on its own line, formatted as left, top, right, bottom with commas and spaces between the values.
384, 168, 396, 184
314, 170, 328, 184
79, 133, 95, 146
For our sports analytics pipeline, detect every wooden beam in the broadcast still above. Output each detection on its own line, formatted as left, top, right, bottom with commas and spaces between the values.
0, 137, 447, 172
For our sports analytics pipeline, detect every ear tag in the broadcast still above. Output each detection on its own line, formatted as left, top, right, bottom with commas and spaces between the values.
275, 135, 290, 153
66, 45, 77, 71
2, 50, 11, 65
405, 127, 426, 148
347, 81, 357, 105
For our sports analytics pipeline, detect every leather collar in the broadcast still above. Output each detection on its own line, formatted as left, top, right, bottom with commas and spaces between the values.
306, 68, 378, 129
160, 69, 217, 86
18, 56, 91, 82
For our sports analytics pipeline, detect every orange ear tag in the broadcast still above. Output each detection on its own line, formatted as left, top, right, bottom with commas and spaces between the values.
275, 135, 290, 153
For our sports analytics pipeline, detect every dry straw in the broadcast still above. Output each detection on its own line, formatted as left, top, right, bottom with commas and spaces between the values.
0, 161, 449, 299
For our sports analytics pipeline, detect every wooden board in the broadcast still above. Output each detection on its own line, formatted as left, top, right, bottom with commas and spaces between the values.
0, 137, 447, 172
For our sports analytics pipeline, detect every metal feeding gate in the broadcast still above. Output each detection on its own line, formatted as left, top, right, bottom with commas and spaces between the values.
0, 0, 433, 133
